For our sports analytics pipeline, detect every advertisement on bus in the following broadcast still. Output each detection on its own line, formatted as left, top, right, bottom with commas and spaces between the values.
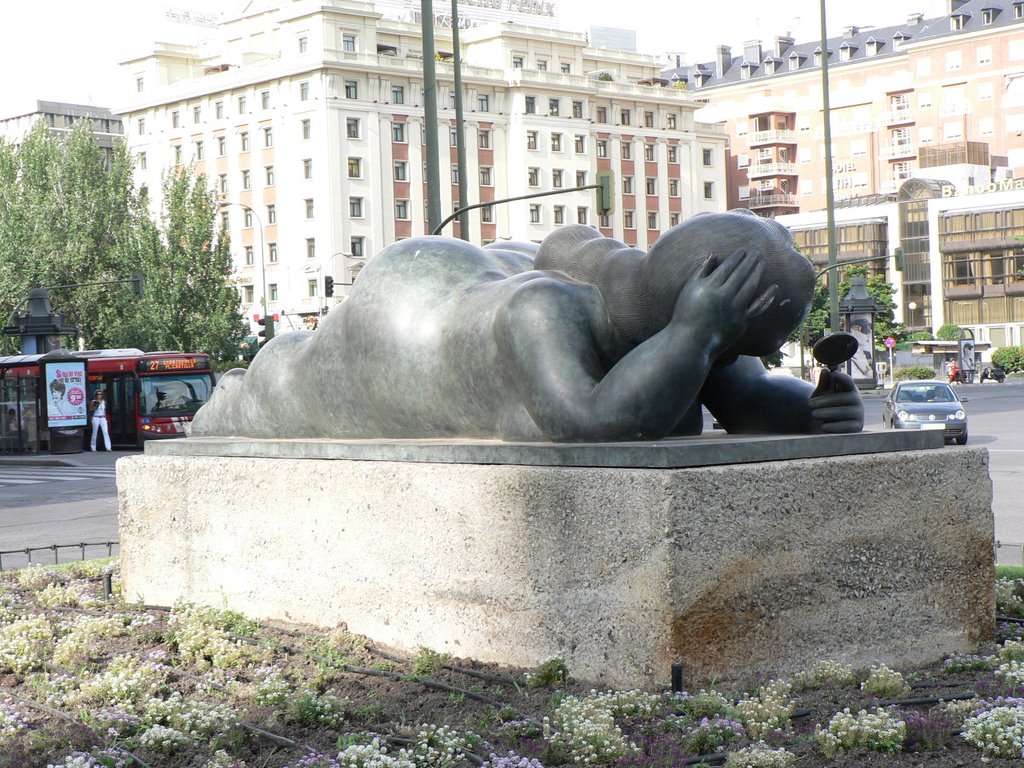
44, 361, 88, 428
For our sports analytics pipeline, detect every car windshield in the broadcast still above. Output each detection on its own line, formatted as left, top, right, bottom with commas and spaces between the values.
895, 383, 956, 404
139, 374, 213, 416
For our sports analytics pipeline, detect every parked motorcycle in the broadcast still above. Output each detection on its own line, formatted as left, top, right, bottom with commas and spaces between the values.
980, 366, 1006, 383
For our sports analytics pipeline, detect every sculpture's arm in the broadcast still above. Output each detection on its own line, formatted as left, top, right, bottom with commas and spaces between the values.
701, 356, 865, 434
496, 250, 774, 441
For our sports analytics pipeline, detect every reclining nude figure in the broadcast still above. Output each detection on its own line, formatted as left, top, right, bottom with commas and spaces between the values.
192, 210, 863, 442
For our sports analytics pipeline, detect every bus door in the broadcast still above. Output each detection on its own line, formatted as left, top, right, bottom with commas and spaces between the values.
88, 373, 138, 448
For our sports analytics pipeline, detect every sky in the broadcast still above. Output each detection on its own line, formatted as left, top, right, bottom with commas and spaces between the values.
0, 0, 948, 119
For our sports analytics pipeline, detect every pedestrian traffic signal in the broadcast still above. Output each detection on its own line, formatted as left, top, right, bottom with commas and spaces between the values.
257, 315, 275, 347
596, 170, 615, 215
325, 275, 335, 297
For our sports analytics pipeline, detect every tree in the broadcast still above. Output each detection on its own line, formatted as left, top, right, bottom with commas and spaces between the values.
936, 323, 964, 341
797, 265, 900, 349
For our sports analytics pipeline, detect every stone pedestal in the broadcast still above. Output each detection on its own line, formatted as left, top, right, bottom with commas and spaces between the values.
117, 433, 994, 688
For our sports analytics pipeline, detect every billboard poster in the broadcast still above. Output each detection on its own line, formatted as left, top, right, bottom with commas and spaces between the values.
45, 361, 88, 428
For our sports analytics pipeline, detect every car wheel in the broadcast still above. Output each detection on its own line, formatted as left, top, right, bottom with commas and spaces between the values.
956, 431, 968, 446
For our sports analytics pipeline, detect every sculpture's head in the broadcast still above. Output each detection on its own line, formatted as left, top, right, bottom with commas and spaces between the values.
645, 210, 814, 357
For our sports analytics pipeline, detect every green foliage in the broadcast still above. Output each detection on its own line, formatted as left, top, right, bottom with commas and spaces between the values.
0, 120, 245, 358
525, 657, 569, 688
411, 647, 452, 678
795, 265, 900, 351
910, 331, 934, 342
893, 365, 937, 381
936, 323, 964, 341
992, 345, 1024, 373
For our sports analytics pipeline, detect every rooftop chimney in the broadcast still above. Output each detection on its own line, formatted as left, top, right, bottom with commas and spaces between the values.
743, 39, 762, 64
844, 25, 860, 37
775, 35, 794, 57
716, 45, 732, 76
907, 12, 924, 24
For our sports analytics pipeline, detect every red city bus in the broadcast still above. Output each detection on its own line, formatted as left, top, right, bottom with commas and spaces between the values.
0, 348, 215, 451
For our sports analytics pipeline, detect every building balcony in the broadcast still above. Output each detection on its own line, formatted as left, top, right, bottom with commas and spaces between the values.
880, 143, 917, 159
747, 193, 797, 209
878, 109, 914, 126
746, 162, 798, 178
747, 129, 796, 146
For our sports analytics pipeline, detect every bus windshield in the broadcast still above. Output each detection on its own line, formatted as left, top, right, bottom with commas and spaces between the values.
139, 374, 213, 417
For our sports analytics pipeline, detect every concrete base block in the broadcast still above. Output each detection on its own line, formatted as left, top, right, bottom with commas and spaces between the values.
118, 439, 995, 688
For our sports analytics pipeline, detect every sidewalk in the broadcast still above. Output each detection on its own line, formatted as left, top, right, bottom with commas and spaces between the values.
0, 448, 135, 468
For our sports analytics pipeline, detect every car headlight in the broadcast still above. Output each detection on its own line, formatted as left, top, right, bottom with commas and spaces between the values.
955, 410, 965, 420
898, 410, 914, 421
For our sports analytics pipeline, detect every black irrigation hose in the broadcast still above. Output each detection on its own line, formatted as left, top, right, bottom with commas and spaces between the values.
389, 735, 486, 766
366, 644, 523, 687
909, 680, 974, 689
0, 687, 153, 768
680, 753, 728, 766
997, 615, 1024, 624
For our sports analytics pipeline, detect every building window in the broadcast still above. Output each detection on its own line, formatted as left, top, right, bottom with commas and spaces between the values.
528, 167, 540, 186
622, 143, 632, 160
668, 145, 678, 163
394, 160, 407, 180
481, 205, 493, 223
350, 197, 364, 217
478, 129, 490, 148
244, 285, 254, 303
577, 207, 588, 225
303, 159, 312, 179
554, 205, 565, 224
669, 179, 680, 196
174, 145, 182, 165
478, 94, 489, 111
451, 164, 460, 184
572, 100, 584, 119
245, 246, 254, 265
574, 135, 585, 153
136, 76, 144, 93
620, 109, 630, 126
351, 236, 364, 257
217, 136, 226, 155
645, 177, 656, 195
525, 96, 536, 114
244, 209, 253, 228
171, 110, 180, 128
624, 210, 635, 229
242, 169, 251, 190
704, 181, 714, 199
552, 169, 563, 187
343, 33, 357, 51
537, 59, 548, 71
261, 90, 270, 109
218, 174, 228, 194
575, 170, 586, 186
622, 176, 633, 194
549, 98, 559, 116
308, 279, 318, 297
551, 133, 562, 151
529, 204, 541, 223
299, 36, 308, 52
596, 140, 607, 158
647, 212, 658, 229
392, 122, 406, 142
644, 143, 655, 161
392, 85, 404, 104
345, 80, 358, 99
702, 148, 713, 166
644, 111, 654, 128
512, 55, 524, 68
195, 141, 204, 160
138, 118, 146, 135
214, 100, 223, 119
395, 199, 409, 219
263, 127, 273, 147
269, 284, 279, 302
238, 96, 247, 113
306, 239, 316, 259
267, 204, 276, 223
138, 151, 147, 170
527, 131, 538, 150
300, 82, 310, 101
596, 106, 607, 123
599, 213, 610, 228
345, 117, 359, 138
348, 157, 362, 178
269, 243, 278, 263
561, 62, 571, 74
479, 166, 492, 185
304, 199, 314, 219
450, 128, 459, 147
667, 114, 677, 129
670, 212, 680, 226
263, 166, 273, 186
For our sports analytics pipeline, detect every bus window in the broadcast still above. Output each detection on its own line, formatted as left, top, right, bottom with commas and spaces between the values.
139, 374, 213, 417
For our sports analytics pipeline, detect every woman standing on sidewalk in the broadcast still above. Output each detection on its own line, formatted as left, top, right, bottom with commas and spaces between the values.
89, 390, 111, 452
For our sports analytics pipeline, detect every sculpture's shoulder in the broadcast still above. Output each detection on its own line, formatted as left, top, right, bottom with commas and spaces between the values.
361, 236, 532, 290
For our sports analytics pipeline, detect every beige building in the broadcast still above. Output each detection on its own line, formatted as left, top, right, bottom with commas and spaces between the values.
115, 0, 726, 332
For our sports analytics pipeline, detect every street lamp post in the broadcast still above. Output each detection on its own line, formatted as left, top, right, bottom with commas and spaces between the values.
218, 201, 267, 316
908, 300, 917, 330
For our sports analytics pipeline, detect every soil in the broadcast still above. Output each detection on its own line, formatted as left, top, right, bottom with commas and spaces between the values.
3, 567, 1024, 768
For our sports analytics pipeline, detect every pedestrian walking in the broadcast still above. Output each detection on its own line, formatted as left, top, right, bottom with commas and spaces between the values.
89, 390, 111, 451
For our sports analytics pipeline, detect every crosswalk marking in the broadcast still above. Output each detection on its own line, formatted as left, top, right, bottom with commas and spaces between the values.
0, 466, 117, 487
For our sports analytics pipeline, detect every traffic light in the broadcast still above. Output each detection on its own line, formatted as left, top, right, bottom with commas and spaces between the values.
256, 314, 275, 347
596, 170, 615, 215
893, 247, 904, 272
131, 271, 145, 297
324, 275, 335, 297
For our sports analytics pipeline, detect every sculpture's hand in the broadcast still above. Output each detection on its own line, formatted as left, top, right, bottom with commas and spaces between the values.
809, 369, 864, 433
671, 249, 777, 351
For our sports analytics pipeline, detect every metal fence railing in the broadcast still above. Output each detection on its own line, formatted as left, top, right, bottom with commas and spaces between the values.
0, 541, 119, 571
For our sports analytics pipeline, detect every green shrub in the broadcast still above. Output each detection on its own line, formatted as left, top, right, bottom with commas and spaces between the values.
893, 365, 936, 381
909, 331, 934, 342
992, 345, 1024, 373
936, 323, 964, 341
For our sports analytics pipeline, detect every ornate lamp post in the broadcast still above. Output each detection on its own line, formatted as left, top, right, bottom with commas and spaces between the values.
840, 277, 881, 389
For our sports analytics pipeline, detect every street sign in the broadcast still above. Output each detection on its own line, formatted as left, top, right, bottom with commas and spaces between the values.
884, 336, 896, 349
